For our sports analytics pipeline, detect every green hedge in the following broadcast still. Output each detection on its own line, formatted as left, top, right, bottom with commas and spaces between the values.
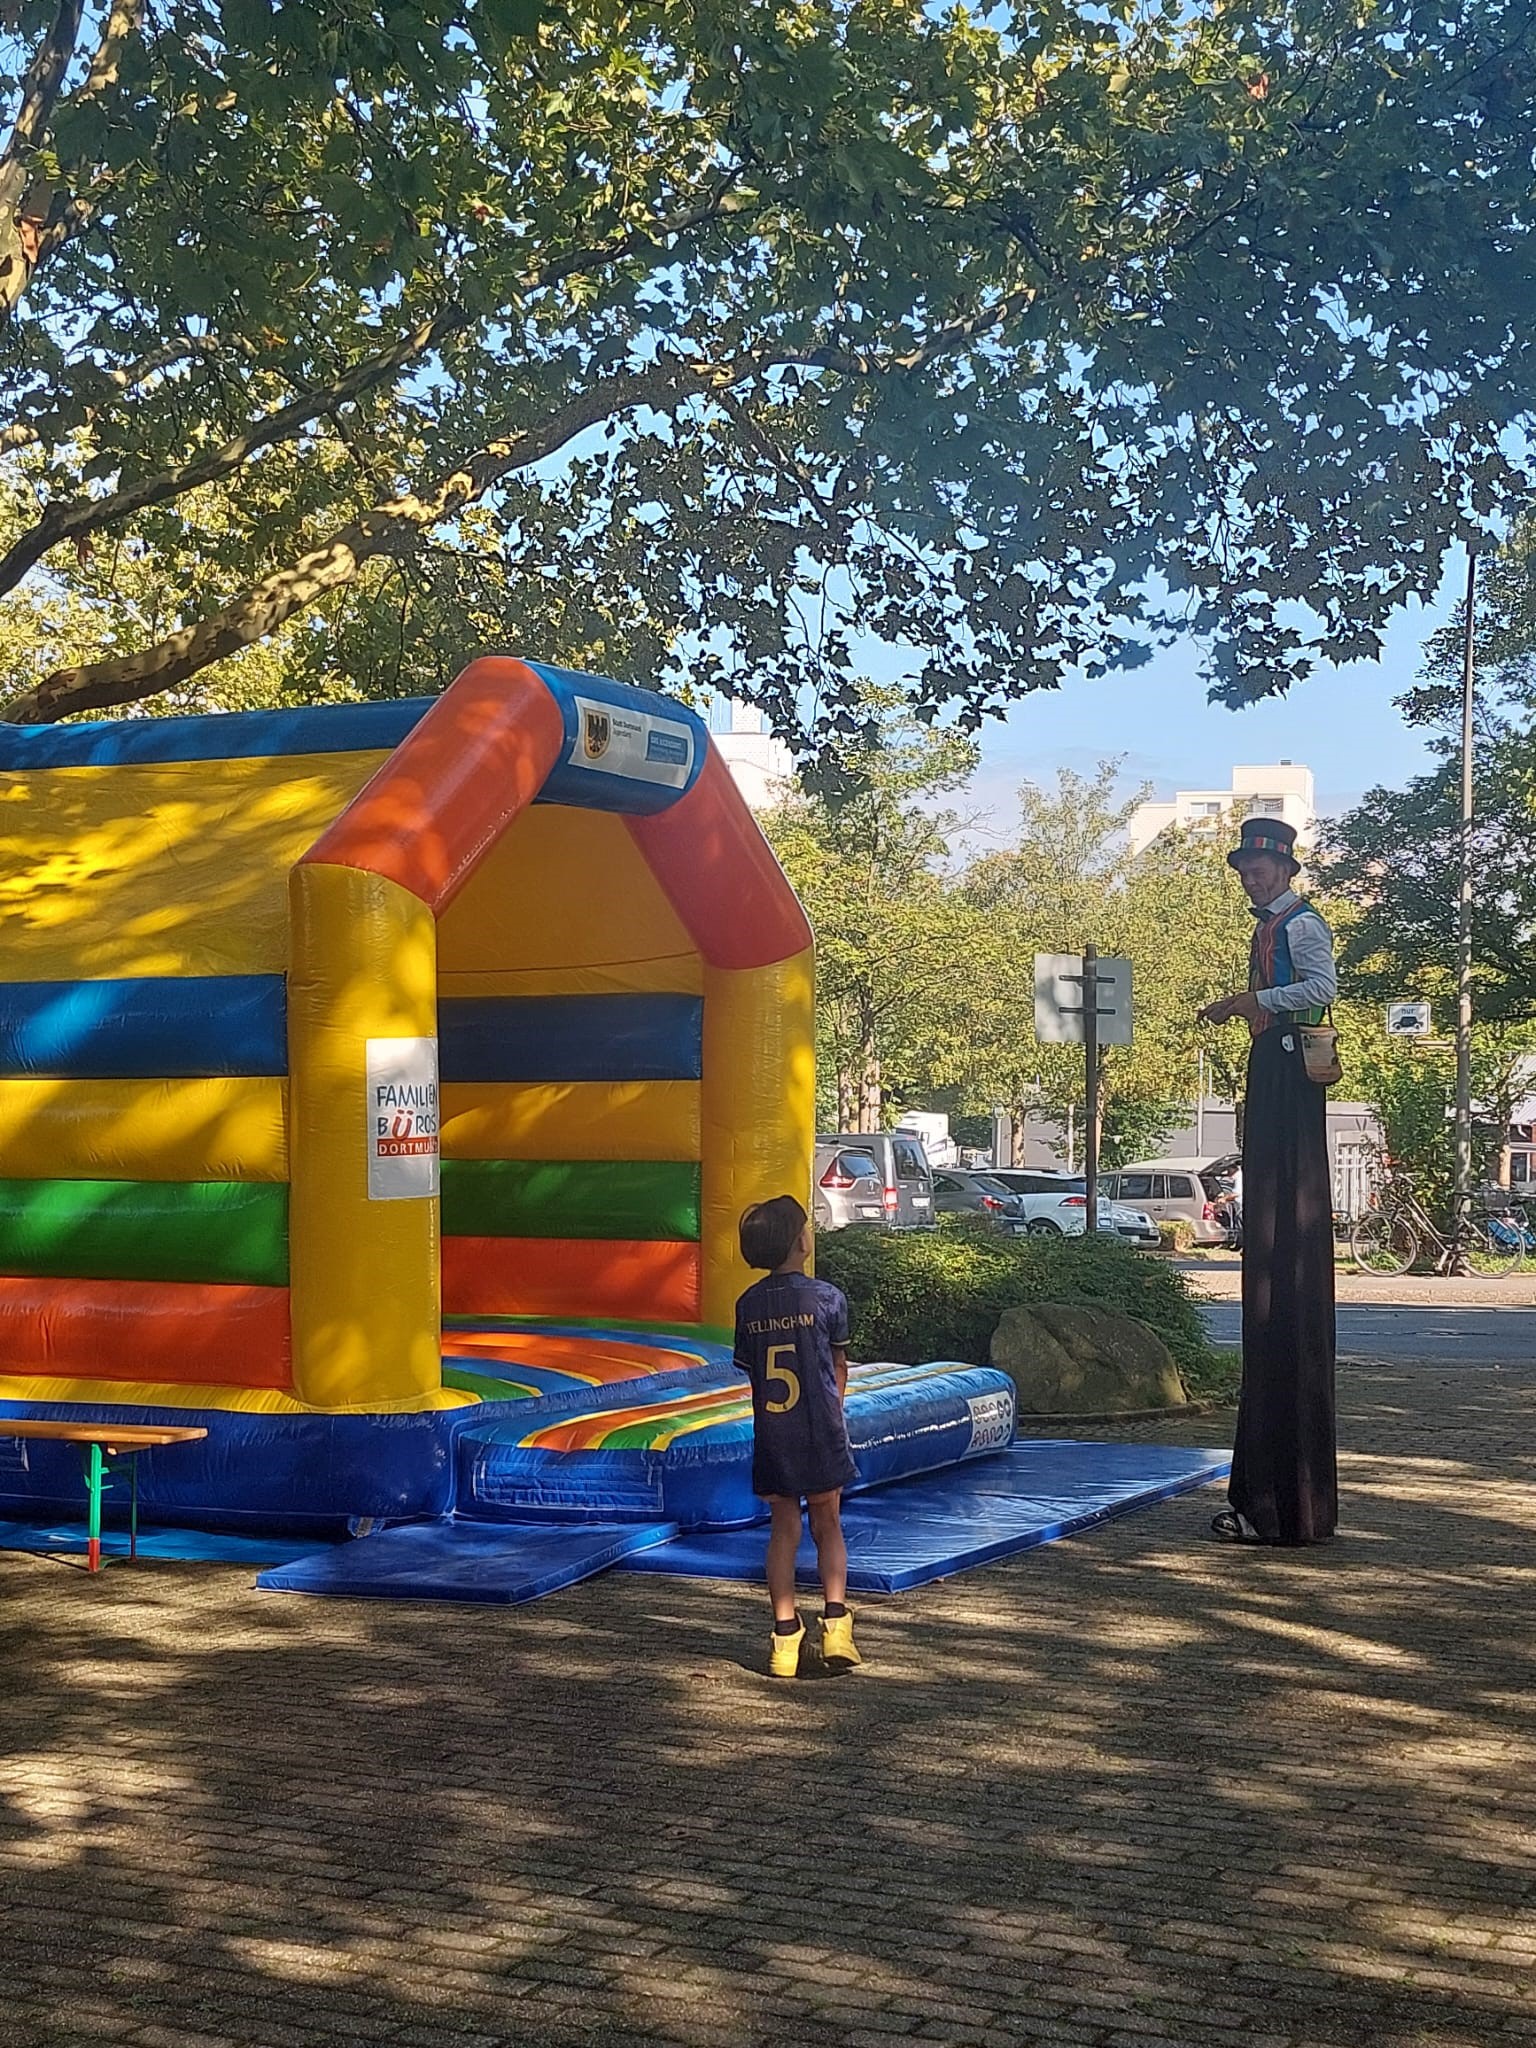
816, 1217, 1236, 1398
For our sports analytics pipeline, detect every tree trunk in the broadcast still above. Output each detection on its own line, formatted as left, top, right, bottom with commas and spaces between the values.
856, 1009, 881, 1132
836, 1068, 854, 1132
858, 1055, 882, 1133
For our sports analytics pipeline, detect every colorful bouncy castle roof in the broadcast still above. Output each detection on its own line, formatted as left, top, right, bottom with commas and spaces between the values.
0, 657, 813, 1415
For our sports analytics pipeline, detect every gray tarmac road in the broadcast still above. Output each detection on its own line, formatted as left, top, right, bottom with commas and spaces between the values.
1202, 1298, 1536, 1363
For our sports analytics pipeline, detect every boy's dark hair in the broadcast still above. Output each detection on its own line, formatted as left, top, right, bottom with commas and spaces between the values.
739, 1196, 808, 1272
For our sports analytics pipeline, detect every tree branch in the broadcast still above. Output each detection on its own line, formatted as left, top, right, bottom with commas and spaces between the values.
772, 286, 1038, 382
2, 357, 698, 721
0, 164, 756, 584
3, 0, 84, 160
0, 0, 135, 321
0, 306, 472, 596
76, 0, 142, 106
0, 278, 1039, 720
0, 334, 226, 452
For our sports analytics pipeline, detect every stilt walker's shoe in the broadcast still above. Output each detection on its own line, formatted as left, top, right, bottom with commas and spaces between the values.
820, 1611, 861, 1667
769, 1619, 806, 1678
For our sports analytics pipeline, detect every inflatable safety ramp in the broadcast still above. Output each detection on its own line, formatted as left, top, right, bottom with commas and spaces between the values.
258, 1517, 682, 1604
455, 1359, 1018, 1529
255, 1439, 1232, 1604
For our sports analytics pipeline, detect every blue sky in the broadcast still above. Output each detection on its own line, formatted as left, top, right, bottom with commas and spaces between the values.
873, 553, 1464, 840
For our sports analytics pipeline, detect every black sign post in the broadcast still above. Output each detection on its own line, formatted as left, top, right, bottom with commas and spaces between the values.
1051, 943, 1119, 1232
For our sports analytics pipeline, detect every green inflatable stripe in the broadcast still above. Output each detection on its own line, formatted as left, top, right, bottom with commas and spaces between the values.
0, 1178, 288, 1287
440, 1159, 700, 1242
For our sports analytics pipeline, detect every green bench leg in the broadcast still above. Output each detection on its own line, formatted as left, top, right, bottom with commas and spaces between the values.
86, 1442, 103, 1573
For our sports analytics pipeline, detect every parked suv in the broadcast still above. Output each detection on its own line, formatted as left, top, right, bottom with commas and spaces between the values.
1099, 1156, 1240, 1245
813, 1131, 935, 1231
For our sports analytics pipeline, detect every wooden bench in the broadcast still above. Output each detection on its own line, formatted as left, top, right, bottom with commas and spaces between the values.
1, 1422, 209, 1571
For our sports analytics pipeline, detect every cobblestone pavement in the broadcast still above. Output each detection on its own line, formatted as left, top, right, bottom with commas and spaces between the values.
3, 1351, 1535, 2048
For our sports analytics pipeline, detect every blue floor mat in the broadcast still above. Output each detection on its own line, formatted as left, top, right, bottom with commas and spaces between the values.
617, 1440, 1231, 1593
258, 1516, 679, 1603
0, 1519, 325, 1567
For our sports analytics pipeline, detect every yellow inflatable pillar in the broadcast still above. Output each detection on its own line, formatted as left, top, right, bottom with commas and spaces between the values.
698, 947, 816, 1332
286, 863, 442, 1409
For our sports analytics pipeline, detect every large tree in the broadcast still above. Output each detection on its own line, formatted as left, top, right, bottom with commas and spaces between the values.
1320, 558, 1536, 1028
0, 0, 1533, 728
761, 696, 980, 1130
1320, 573, 1536, 1195
951, 768, 1255, 1161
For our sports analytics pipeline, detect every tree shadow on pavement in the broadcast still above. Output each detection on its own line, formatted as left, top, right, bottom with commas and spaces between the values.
1, 1350, 1533, 2048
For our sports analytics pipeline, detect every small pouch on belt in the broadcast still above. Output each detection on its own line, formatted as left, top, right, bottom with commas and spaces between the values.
1299, 1008, 1343, 1088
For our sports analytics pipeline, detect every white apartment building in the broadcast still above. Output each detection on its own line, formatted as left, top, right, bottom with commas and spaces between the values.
1128, 762, 1316, 857
709, 700, 796, 813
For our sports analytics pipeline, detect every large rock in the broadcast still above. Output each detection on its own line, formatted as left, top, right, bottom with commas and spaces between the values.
989, 1302, 1187, 1413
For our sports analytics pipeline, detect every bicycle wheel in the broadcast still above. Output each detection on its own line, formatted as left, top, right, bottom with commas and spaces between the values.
1352, 1210, 1418, 1275
1462, 1213, 1526, 1277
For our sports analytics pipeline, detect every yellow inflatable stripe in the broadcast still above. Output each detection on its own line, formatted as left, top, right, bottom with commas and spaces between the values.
436, 805, 696, 974
648, 1393, 755, 1452
437, 955, 704, 999
698, 948, 816, 1328
0, 750, 389, 981
440, 1080, 701, 1164
0, 1373, 474, 1414
0, 1076, 288, 1182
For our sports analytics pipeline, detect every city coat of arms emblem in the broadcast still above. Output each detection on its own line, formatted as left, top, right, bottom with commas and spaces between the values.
583, 709, 611, 760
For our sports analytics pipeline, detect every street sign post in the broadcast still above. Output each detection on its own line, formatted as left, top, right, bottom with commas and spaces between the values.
991, 1106, 1011, 1172
1034, 954, 1133, 1045
1034, 951, 1134, 1231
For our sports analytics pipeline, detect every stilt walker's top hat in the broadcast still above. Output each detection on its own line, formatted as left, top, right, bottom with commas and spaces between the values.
1227, 816, 1302, 874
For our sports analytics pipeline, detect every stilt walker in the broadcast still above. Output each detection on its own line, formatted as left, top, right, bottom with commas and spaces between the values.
1198, 817, 1338, 1546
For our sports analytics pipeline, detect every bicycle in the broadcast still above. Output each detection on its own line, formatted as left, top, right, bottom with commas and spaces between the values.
1351, 1160, 1527, 1277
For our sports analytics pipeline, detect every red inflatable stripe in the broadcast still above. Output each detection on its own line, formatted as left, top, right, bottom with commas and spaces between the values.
300, 656, 566, 914
0, 1275, 292, 1388
627, 748, 811, 969
442, 1236, 701, 1323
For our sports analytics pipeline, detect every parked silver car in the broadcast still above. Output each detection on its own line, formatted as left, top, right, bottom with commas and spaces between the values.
930, 1169, 1027, 1227
813, 1131, 936, 1231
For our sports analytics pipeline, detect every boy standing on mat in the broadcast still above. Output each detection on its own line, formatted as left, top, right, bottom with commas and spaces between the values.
734, 1197, 861, 1677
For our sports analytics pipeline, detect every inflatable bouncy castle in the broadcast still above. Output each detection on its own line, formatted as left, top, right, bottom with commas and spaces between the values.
0, 657, 1019, 1551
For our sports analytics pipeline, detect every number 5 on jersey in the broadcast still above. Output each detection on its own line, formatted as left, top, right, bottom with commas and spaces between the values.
765, 1343, 801, 1413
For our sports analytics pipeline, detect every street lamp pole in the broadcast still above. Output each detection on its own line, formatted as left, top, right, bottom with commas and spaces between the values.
1453, 550, 1478, 1263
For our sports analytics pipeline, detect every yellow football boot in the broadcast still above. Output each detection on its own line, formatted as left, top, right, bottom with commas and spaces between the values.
768, 1618, 806, 1678
820, 1610, 861, 1667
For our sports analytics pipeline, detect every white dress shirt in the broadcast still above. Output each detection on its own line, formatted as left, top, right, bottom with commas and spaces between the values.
1255, 890, 1338, 1015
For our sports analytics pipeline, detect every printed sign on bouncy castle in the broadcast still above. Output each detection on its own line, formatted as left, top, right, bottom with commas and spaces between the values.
366, 1037, 440, 1200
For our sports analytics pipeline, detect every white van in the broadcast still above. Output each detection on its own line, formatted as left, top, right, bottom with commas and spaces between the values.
1099, 1155, 1240, 1245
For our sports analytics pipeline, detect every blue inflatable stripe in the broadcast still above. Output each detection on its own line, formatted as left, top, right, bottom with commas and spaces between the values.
438, 994, 702, 1084
0, 975, 287, 1077
0, 699, 429, 768
0, 666, 709, 823
529, 662, 707, 817
0, 1395, 463, 1533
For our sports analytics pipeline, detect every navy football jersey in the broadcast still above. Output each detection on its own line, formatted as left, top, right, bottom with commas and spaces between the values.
733, 1271, 858, 1500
